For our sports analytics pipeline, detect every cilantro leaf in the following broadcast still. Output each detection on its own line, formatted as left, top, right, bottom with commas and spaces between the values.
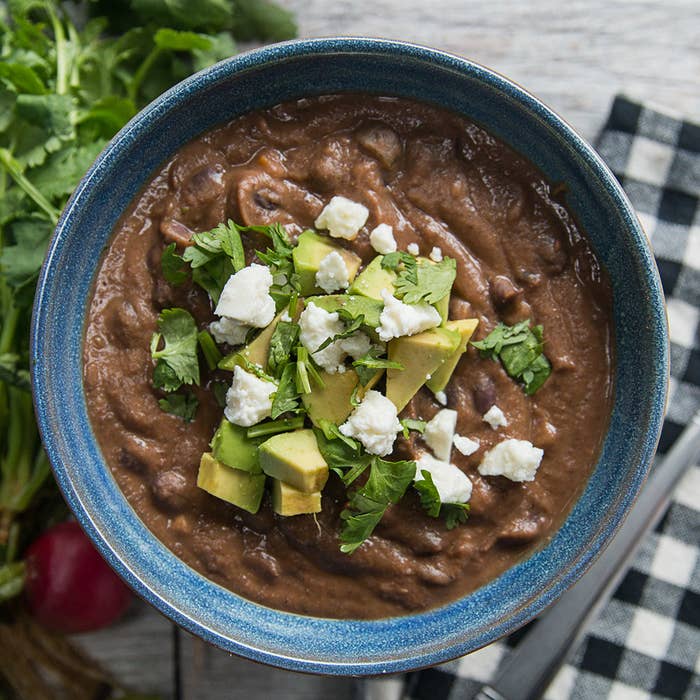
381, 251, 417, 283
158, 391, 198, 422
414, 470, 471, 528
400, 418, 426, 438
363, 457, 416, 505
253, 222, 300, 310
154, 28, 213, 52
472, 320, 551, 394
394, 257, 456, 305
315, 312, 365, 353
352, 346, 403, 385
270, 362, 301, 419
161, 243, 188, 285
153, 358, 182, 392
444, 503, 470, 529
150, 308, 200, 386
268, 321, 299, 378
339, 497, 386, 554
314, 421, 371, 483
231, 0, 298, 41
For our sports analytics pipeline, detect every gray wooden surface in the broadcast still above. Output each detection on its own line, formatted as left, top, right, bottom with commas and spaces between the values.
74, 2, 699, 698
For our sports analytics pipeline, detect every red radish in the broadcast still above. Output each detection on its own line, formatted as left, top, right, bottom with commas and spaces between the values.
24, 521, 132, 633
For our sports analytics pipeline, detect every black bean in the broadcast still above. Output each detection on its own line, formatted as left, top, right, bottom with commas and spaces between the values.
473, 375, 497, 414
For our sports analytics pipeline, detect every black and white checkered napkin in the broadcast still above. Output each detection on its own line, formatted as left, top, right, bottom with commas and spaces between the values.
361, 97, 700, 700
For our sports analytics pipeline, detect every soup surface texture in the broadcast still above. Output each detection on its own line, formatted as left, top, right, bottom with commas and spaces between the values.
84, 95, 613, 618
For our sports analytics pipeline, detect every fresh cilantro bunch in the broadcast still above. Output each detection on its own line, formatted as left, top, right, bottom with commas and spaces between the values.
471, 319, 551, 394
0, 0, 297, 607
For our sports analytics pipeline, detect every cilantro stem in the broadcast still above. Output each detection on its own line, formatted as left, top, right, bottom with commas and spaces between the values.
197, 330, 222, 371
128, 46, 163, 102
0, 305, 19, 355
45, 3, 69, 96
246, 415, 304, 439
0, 150, 59, 223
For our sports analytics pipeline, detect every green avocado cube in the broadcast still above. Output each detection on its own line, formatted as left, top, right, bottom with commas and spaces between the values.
426, 319, 479, 394
292, 230, 361, 296
210, 419, 261, 474
258, 429, 329, 493
386, 327, 461, 412
271, 479, 322, 516
197, 453, 266, 514
348, 256, 396, 300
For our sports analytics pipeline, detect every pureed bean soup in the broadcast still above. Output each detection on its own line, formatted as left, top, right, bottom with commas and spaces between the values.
84, 95, 613, 618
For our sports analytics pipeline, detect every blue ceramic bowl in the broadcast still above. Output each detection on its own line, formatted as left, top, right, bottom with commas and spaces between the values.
31, 38, 668, 675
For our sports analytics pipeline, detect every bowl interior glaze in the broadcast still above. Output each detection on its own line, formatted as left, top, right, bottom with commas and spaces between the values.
31, 38, 667, 675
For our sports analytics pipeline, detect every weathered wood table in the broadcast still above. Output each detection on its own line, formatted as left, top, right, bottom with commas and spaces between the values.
73, 1, 699, 697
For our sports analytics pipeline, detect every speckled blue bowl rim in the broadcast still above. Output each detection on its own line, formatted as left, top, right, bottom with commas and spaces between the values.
31, 38, 668, 675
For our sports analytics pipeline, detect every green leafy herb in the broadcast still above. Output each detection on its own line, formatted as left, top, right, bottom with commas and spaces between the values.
352, 346, 403, 385
0, 353, 31, 391
150, 308, 200, 386
394, 257, 456, 305
161, 242, 188, 285
197, 329, 222, 371
340, 456, 416, 553
295, 345, 324, 394
252, 223, 300, 310
414, 470, 471, 529
314, 421, 371, 483
246, 415, 305, 439
153, 359, 182, 392
314, 311, 365, 353
471, 320, 551, 394
212, 380, 228, 408
400, 418, 427, 438
158, 391, 199, 422
270, 362, 301, 419
267, 321, 299, 378
381, 251, 417, 283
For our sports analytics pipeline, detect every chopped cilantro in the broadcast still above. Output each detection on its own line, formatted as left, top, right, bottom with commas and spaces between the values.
352, 346, 404, 386
339, 496, 387, 554
253, 222, 301, 310
159, 391, 198, 422
267, 321, 299, 378
414, 470, 471, 529
197, 329, 223, 371
211, 380, 228, 408
314, 310, 365, 353
314, 421, 371, 483
381, 251, 418, 283
246, 415, 305, 439
161, 243, 188, 285
295, 345, 324, 394
394, 257, 456, 305
400, 418, 427, 438
471, 320, 551, 394
150, 308, 200, 386
153, 359, 182, 392
270, 362, 302, 419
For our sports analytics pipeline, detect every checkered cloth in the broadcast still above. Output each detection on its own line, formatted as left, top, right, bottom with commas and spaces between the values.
361, 97, 700, 700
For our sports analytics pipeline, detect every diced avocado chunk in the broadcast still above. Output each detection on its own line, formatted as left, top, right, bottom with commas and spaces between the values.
306, 294, 384, 330
348, 255, 396, 300
302, 368, 382, 427
210, 418, 261, 474
386, 327, 461, 412
218, 303, 304, 371
292, 230, 361, 296
258, 429, 329, 493
426, 319, 479, 394
271, 479, 322, 516
197, 453, 266, 513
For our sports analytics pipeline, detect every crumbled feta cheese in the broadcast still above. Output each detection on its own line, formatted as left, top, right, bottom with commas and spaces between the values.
424, 408, 458, 461
376, 289, 441, 342
407, 242, 420, 256
215, 264, 275, 328
483, 405, 508, 429
339, 390, 402, 456
369, 223, 397, 254
478, 438, 544, 482
280, 310, 292, 323
414, 453, 472, 504
298, 302, 371, 374
453, 435, 480, 456
208, 317, 249, 346
224, 366, 276, 427
314, 196, 369, 240
435, 391, 448, 406
429, 246, 443, 262
315, 251, 350, 294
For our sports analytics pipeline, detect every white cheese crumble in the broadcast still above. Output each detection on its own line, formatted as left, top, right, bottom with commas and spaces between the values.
429, 246, 443, 262
424, 408, 458, 461
339, 390, 402, 456
315, 251, 350, 294
435, 391, 448, 406
414, 453, 472, 504
298, 302, 371, 374
407, 242, 420, 256
483, 404, 508, 429
224, 366, 276, 427
453, 435, 480, 456
369, 223, 397, 254
376, 289, 441, 342
478, 438, 544, 482
214, 264, 275, 328
280, 310, 292, 323
208, 317, 249, 347
314, 196, 369, 240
